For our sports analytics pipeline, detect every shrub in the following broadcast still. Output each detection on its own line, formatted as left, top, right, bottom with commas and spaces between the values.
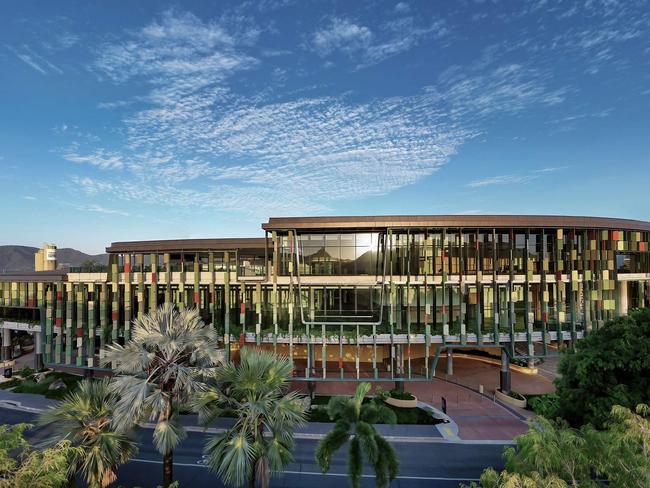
528, 393, 560, 418
18, 365, 34, 378
388, 389, 415, 401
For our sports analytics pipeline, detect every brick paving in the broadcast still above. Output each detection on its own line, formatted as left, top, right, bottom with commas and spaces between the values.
290, 376, 530, 441
435, 356, 556, 396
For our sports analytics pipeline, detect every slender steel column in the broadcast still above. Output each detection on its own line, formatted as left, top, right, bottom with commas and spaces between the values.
500, 348, 511, 394
1, 328, 11, 361
34, 331, 43, 370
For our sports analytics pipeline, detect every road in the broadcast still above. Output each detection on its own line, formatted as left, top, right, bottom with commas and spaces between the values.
0, 408, 506, 488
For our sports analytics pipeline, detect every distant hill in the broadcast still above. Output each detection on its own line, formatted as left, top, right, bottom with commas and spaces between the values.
0, 245, 108, 273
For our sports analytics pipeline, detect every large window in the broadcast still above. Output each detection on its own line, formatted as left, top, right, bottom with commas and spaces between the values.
238, 253, 266, 277
294, 233, 381, 276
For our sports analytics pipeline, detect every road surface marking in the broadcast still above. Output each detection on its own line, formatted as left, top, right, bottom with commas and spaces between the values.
130, 458, 480, 481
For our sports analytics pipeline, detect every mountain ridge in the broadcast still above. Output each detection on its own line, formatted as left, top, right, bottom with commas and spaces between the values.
0, 245, 108, 273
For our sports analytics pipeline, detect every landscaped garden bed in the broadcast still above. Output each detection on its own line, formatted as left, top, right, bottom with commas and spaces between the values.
0, 368, 83, 400
495, 388, 527, 408
384, 389, 418, 408
307, 394, 444, 425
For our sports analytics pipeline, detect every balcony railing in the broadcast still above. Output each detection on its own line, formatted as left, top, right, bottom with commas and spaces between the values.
67, 265, 109, 273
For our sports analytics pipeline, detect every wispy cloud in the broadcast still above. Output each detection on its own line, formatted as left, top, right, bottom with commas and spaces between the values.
535, 166, 568, 173
5, 44, 63, 75
437, 64, 567, 119
467, 175, 538, 188
468, 166, 567, 188
310, 15, 447, 68
312, 18, 373, 57
64, 150, 124, 170
94, 9, 257, 84
23, 196, 37, 201
65, 9, 572, 218
394, 2, 410, 14
97, 100, 135, 110
74, 203, 130, 217
61, 8, 575, 217
6, 45, 46, 74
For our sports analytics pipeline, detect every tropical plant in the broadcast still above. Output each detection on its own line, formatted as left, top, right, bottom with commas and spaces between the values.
554, 308, 650, 428
502, 417, 596, 487
193, 348, 306, 488
466, 404, 650, 488
315, 382, 399, 488
528, 393, 561, 419
588, 403, 650, 488
38, 378, 138, 488
466, 467, 569, 488
102, 304, 223, 488
0, 423, 76, 488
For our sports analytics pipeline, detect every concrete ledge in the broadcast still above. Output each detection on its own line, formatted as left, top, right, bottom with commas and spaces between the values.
385, 396, 418, 408
495, 389, 527, 409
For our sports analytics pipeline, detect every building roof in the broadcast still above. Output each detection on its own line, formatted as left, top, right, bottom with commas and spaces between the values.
262, 215, 650, 232
0, 270, 67, 282
106, 238, 267, 254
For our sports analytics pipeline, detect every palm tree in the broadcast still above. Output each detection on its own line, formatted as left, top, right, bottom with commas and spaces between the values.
193, 348, 307, 488
102, 304, 223, 488
38, 378, 138, 488
315, 382, 400, 488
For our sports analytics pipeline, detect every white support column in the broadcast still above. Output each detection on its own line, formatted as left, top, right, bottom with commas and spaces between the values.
34, 331, 43, 370
619, 281, 628, 316
1, 328, 11, 361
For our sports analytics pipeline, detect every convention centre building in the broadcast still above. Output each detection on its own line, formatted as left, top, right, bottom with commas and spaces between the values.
2, 215, 649, 382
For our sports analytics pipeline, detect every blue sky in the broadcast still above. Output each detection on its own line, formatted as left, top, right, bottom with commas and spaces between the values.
1, 0, 649, 253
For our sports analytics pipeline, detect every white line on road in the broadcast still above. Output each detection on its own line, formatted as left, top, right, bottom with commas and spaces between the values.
129, 458, 480, 481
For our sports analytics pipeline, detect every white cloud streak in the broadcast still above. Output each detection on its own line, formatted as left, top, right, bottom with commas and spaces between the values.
64, 150, 124, 170
310, 15, 447, 68
66, 9, 571, 218
467, 175, 538, 188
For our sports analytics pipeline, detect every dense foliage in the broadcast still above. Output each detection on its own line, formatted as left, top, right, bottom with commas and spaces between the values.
554, 308, 650, 428
466, 403, 650, 488
0, 423, 77, 488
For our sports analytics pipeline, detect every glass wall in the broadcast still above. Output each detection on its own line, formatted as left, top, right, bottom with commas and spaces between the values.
287, 233, 382, 276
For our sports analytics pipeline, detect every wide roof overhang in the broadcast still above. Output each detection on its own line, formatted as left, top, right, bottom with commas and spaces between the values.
262, 215, 650, 232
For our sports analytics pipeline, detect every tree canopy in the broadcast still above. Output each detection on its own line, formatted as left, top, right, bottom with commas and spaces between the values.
0, 423, 76, 488
554, 308, 650, 428
466, 403, 650, 488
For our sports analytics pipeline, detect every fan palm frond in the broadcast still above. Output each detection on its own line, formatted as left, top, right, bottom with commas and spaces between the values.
316, 382, 400, 488
38, 378, 138, 488
199, 349, 306, 488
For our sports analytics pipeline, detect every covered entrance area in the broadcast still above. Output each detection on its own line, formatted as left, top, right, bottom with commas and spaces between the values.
0, 306, 44, 371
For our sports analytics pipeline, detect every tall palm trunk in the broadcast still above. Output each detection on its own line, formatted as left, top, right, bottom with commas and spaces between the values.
162, 396, 174, 488
163, 451, 173, 488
